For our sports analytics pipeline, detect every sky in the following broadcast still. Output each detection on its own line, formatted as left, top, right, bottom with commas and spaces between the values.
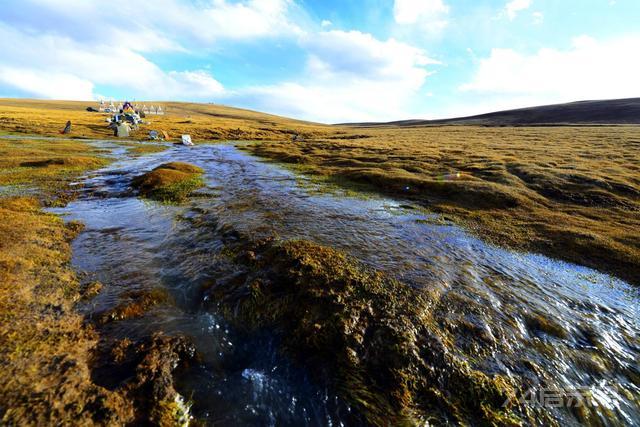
0, 0, 639, 123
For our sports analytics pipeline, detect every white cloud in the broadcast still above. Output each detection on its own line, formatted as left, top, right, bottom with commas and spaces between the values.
175, 0, 303, 42
229, 30, 438, 122
532, 11, 544, 25
460, 34, 640, 106
302, 30, 437, 82
0, 0, 303, 100
321, 19, 332, 28
0, 68, 94, 100
0, 23, 224, 100
393, 0, 449, 33
4, 0, 302, 50
0, 1, 436, 121
504, 0, 532, 20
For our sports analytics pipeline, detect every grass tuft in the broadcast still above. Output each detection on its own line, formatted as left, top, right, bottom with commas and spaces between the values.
132, 162, 205, 202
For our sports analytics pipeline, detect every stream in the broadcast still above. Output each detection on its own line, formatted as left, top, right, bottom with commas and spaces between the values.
45, 140, 638, 426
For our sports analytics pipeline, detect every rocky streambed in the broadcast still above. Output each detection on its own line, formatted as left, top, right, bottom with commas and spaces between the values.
50, 141, 639, 425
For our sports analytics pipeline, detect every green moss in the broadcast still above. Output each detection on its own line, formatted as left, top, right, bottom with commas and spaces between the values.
126, 143, 170, 156
132, 162, 205, 202
524, 312, 569, 339
204, 238, 529, 426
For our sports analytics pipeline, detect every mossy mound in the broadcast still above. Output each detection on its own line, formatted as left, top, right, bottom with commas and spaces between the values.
19, 156, 105, 168
204, 238, 534, 426
155, 161, 205, 174
91, 333, 196, 426
132, 162, 204, 202
95, 288, 173, 325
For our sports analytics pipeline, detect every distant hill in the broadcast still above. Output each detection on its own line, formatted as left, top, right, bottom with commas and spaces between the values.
343, 98, 640, 127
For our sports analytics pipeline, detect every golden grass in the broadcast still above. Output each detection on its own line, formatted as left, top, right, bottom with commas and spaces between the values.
1, 99, 638, 283
0, 198, 135, 424
0, 98, 331, 141
0, 137, 109, 205
0, 134, 133, 424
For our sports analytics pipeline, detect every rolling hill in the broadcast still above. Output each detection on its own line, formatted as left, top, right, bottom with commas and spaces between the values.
344, 98, 640, 127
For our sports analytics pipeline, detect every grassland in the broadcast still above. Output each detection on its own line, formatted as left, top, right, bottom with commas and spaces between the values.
0, 137, 131, 424
0, 136, 109, 204
0, 135, 198, 425
247, 126, 640, 285
0, 98, 638, 422
1, 99, 638, 284
0, 98, 329, 141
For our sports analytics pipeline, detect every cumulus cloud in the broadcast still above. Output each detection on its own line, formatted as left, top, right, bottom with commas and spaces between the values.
393, 0, 449, 33
0, 69, 94, 101
0, 0, 436, 121
503, 0, 532, 20
0, 0, 303, 100
2, 0, 301, 51
0, 22, 224, 100
229, 30, 438, 122
460, 35, 640, 104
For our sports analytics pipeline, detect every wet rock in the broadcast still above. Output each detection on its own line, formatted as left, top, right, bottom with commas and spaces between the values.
524, 312, 569, 339
94, 288, 172, 324
91, 333, 197, 426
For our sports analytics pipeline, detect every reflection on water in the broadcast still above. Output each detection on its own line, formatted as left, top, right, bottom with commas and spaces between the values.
48, 141, 639, 425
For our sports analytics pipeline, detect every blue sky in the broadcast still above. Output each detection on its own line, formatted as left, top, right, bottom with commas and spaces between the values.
1, 0, 638, 122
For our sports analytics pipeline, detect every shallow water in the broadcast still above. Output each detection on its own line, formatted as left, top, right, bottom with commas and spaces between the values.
46, 140, 639, 425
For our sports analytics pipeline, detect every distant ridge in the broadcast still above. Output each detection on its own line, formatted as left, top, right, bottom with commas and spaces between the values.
342, 98, 640, 126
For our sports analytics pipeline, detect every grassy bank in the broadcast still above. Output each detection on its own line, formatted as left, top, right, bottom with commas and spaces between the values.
0, 137, 194, 424
0, 137, 124, 423
245, 125, 640, 284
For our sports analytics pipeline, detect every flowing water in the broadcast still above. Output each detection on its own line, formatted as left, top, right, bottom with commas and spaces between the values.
44, 140, 639, 426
